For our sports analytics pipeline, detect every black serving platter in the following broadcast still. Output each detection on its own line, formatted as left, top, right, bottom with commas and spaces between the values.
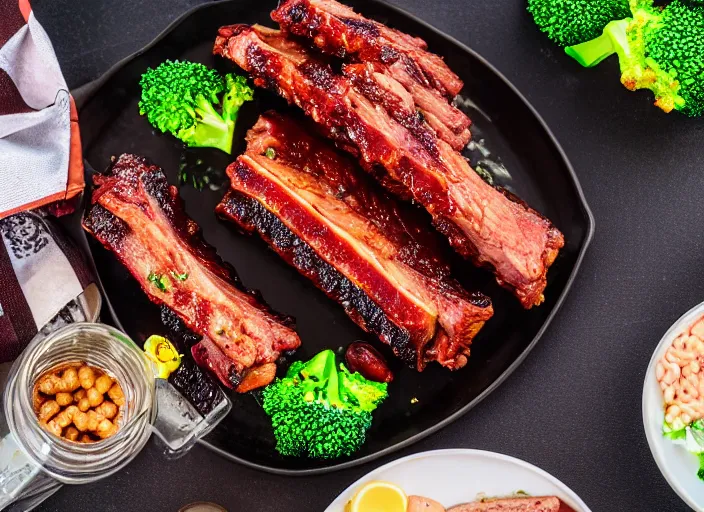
73, 0, 594, 474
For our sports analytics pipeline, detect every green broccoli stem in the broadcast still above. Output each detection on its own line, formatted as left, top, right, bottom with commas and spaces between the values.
322, 352, 344, 408
567, 11, 686, 113
565, 19, 630, 67
296, 349, 349, 408
299, 349, 334, 380
298, 349, 342, 405
262, 348, 388, 459
190, 95, 234, 154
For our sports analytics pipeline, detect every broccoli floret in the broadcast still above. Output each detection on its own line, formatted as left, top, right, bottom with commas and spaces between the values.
261, 349, 388, 459
527, 0, 631, 47
138, 60, 253, 153
565, 0, 704, 117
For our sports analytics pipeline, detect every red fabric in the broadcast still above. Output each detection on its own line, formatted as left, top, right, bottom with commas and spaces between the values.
66, 96, 85, 205
18, 0, 30, 21
0, 69, 32, 115
0, 0, 25, 47
0, 237, 37, 363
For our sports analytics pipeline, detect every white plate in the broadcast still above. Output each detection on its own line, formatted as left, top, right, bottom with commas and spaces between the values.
324, 449, 591, 511
643, 301, 704, 511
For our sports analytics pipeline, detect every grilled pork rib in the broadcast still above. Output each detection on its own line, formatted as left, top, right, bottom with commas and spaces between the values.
342, 62, 470, 151
272, 0, 471, 150
213, 25, 564, 307
83, 154, 301, 390
217, 113, 492, 370
272, 0, 462, 97
447, 496, 563, 512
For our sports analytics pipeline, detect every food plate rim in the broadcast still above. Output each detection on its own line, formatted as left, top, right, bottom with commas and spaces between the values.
71, 0, 595, 475
642, 300, 704, 511
323, 448, 593, 511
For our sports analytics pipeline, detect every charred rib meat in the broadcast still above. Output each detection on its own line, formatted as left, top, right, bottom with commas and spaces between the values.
272, 0, 462, 97
217, 113, 492, 370
272, 0, 471, 150
82, 154, 301, 390
213, 26, 564, 307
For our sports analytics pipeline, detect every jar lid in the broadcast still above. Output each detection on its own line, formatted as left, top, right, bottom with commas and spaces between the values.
179, 501, 228, 512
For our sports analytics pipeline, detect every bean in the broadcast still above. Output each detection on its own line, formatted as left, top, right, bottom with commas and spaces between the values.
345, 342, 394, 383
78, 366, 96, 390
38, 400, 60, 423
56, 392, 73, 406
87, 387, 104, 407
95, 374, 113, 395
657, 318, 704, 428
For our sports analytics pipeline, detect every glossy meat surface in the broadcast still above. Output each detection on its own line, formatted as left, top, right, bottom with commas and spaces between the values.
447, 496, 562, 512
217, 113, 492, 369
272, 0, 463, 97
343, 62, 470, 151
214, 26, 564, 307
272, 0, 470, 149
82, 154, 301, 389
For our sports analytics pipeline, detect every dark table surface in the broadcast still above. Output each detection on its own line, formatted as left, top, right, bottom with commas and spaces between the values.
28, 0, 704, 510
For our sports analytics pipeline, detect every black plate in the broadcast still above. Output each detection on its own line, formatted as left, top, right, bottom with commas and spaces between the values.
74, 0, 594, 474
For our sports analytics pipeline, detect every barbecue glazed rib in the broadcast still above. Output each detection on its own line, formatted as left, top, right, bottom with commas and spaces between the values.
447, 496, 562, 512
217, 113, 492, 370
213, 25, 565, 307
272, 0, 471, 150
272, 0, 462, 97
82, 154, 301, 390
342, 62, 470, 151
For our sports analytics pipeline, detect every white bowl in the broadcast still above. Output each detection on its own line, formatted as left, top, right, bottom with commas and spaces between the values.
324, 449, 591, 511
643, 301, 704, 511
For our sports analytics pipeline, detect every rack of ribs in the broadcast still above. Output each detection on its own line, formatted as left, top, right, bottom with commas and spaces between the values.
213, 25, 564, 308
216, 112, 492, 370
82, 154, 301, 391
272, 0, 471, 150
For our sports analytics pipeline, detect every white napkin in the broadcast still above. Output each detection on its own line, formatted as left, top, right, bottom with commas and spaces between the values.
0, 2, 82, 218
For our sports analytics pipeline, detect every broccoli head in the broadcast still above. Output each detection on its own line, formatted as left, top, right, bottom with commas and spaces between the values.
565, 0, 704, 117
527, 0, 631, 47
138, 60, 253, 153
261, 349, 388, 459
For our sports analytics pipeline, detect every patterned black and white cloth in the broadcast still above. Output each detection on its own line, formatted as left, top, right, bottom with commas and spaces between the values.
0, 211, 100, 510
0, 212, 97, 363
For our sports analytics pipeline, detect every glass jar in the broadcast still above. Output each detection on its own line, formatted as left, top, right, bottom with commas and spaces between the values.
1, 322, 230, 509
3, 323, 154, 484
